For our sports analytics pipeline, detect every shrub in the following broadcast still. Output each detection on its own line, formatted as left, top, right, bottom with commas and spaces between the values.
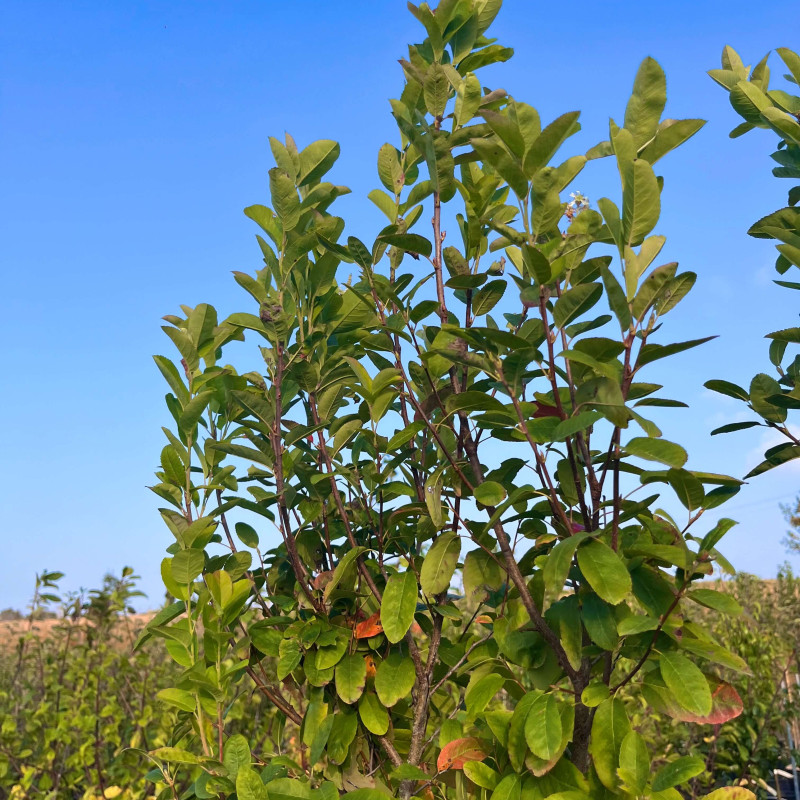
146, 2, 756, 798
705, 46, 800, 476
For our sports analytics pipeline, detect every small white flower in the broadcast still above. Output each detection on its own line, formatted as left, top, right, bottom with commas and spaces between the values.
567, 191, 590, 210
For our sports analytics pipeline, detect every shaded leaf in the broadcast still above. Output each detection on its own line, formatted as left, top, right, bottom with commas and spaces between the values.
381, 570, 418, 643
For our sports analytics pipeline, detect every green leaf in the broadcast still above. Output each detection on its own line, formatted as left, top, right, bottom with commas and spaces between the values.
463, 761, 500, 790
170, 550, 205, 585
472, 279, 508, 316
666, 468, 705, 511
379, 233, 432, 258
688, 588, 742, 616
553, 411, 602, 440
156, 688, 195, 713
589, 698, 630, 791
420, 532, 461, 596
542, 536, 582, 611
269, 167, 300, 231
424, 63, 451, 117
474, 481, 507, 506
381, 570, 418, 643
524, 111, 581, 176
347, 236, 373, 270
624, 437, 687, 468
778, 47, 800, 85
134, 601, 185, 650
222, 735, 251, 780
489, 774, 521, 800
623, 158, 661, 247
624, 57, 667, 147
327, 712, 358, 765
179, 390, 214, 434
149, 746, 203, 764
278, 638, 303, 679
750, 372, 786, 423
700, 518, 737, 553
335, 654, 367, 704
704, 379, 749, 401
745, 444, 800, 478
601, 263, 632, 329
463, 549, 504, 597
729, 80, 771, 125
749, 207, 800, 241
325, 547, 368, 600
237, 767, 268, 800
481, 109, 525, 157
368, 188, 397, 222
375, 653, 416, 707
652, 755, 705, 792
581, 682, 610, 708
576, 540, 632, 605
455, 73, 482, 126
583, 593, 619, 651
508, 691, 540, 771
235, 522, 259, 549
524, 693, 562, 760
268, 779, 312, 800
553, 283, 603, 327
390, 765, 429, 783
711, 421, 760, 436
358, 693, 389, 735
471, 138, 526, 198
659, 651, 712, 717
618, 731, 650, 795
639, 118, 705, 164
298, 140, 340, 187
377, 144, 404, 194
153, 355, 189, 401
466, 674, 506, 718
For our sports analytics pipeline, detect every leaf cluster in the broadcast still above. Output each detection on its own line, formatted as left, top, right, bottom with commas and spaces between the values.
706, 46, 800, 477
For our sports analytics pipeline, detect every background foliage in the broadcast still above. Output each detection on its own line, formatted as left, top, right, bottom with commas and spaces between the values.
0, 570, 176, 799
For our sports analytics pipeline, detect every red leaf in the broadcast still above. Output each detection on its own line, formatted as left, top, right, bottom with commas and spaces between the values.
437, 737, 488, 771
354, 612, 383, 639
533, 403, 560, 418
643, 674, 743, 725
681, 681, 743, 724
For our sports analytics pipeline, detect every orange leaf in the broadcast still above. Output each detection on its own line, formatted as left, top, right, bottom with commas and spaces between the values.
313, 571, 333, 590
354, 612, 383, 639
533, 402, 560, 418
364, 654, 377, 680
437, 737, 488, 771
475, 615, 492, 624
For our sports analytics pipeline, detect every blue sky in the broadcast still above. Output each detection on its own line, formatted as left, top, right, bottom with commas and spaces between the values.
2, 0, 800, 611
